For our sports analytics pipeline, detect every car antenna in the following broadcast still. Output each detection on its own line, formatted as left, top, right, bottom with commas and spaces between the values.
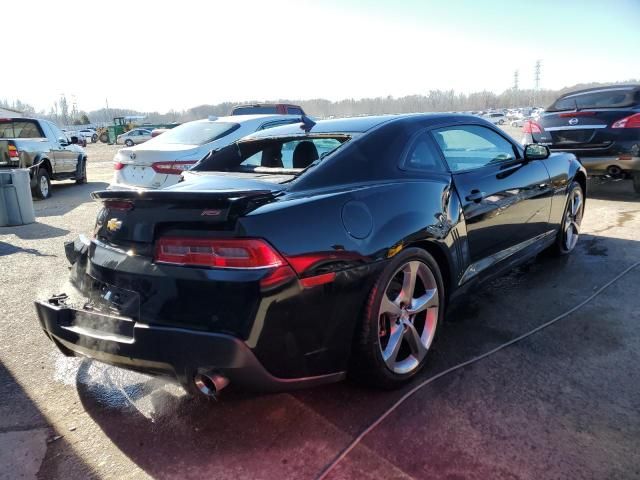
300, 115, 316, 133
574, 98, 580, 112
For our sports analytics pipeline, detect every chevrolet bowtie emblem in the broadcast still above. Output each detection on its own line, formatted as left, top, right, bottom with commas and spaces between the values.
106, 218, 123, 232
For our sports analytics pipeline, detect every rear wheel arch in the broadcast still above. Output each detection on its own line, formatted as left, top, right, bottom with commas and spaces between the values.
573, 170, 587, 198
405, 239, 452, 304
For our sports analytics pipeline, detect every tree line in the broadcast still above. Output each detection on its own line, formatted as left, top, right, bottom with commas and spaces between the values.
2, 80, 637, 126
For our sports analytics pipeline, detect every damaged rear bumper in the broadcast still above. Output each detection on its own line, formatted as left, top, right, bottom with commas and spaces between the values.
35, 297, 344, 392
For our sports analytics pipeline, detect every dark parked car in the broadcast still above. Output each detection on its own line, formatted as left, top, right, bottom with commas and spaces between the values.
523, 84, 640, 193
231, 103, 306, 116
0, 118, 87, 199
35, 114, 586, 398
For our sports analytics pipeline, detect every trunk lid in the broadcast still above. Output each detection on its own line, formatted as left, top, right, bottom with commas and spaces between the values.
116, 144, 201, 188
536, 109, 632, 149
93, 174, 287, 251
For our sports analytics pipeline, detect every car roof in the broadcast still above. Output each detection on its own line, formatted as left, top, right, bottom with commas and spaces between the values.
559, 84, 640, 99
245, 113, 483, 138
192, 114, 302, 124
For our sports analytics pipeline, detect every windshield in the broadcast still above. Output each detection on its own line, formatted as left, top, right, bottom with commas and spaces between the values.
0, 120, 44, 139
548, 88, 638, 111
149, 121, 240, 145
192, 135, 350, 174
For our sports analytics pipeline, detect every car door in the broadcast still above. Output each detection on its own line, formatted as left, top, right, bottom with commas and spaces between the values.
431, 124, 553, 274
47, 122, 76, 173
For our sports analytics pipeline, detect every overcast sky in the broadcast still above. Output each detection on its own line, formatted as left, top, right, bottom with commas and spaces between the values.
4, 0, 639, 113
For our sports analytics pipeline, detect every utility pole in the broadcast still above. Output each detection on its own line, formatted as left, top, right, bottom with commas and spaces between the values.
532, 60, 541, 106
513, 69, 519, 107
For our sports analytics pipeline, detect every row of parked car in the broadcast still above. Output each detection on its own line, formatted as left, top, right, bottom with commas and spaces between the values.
1, 87, 639, 199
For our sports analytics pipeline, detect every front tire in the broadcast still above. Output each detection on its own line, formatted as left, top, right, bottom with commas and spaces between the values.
350, 248, 444, 389
633, 173, 640, 194
33, 169, 51, 199
551, 181, 584, 255
75, 159, 87, 184
91, 134, 98, 143
124, 139, 134, 147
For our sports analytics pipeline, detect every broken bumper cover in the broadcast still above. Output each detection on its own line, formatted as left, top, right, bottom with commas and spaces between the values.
35, 299, 344, 393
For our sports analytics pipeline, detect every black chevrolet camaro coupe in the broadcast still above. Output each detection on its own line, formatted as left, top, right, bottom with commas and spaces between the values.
36, 114, 586, 397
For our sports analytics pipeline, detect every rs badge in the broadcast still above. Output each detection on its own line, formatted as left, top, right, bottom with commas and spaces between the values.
106, 218, 123, 232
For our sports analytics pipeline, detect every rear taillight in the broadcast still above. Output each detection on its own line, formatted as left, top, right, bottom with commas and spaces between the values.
151, 161, 196, 175
8, 144, 19, 158
558, 112, 595, 118
155, 237, 340, 289
611, 113, 640, 129
114, 161, 125, 170
104, 200, 134, 211
155, 238, 286, 269
522, 120, 543, 134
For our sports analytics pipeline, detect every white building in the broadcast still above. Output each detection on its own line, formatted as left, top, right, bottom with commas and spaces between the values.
0, 107, 24, 118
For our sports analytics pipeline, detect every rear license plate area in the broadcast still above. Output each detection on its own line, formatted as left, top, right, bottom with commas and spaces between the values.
551, 130, 595, 144
84, 277, 140, 320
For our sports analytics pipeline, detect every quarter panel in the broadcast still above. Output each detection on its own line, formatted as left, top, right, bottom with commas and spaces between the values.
239, 179, 462, 376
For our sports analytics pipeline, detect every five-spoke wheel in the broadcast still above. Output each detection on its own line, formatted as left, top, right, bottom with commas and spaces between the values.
351, 248, 444, 388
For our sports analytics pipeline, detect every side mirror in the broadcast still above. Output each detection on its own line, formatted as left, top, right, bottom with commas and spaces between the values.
70, 136, 79, 144
58, 137, 69, 146
524, 143, 550, 160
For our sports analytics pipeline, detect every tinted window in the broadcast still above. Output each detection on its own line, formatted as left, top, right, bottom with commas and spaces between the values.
403, 132, 444, 171
432, 125, 516, 172
0, 120, 45, 139
287, 107, 303, 115
258, 119, 298, 131
148, 121, 239, 145
232, 106, 278, 115
548, 88, 638, 111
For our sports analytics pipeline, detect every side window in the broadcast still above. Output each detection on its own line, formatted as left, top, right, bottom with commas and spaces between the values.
48, 123, 66, 142
432, 125, 517, 172
288, 107, 303, 115
402, 132, 444, 172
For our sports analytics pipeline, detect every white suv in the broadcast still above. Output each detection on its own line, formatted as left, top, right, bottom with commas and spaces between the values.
111, 114, 301, 190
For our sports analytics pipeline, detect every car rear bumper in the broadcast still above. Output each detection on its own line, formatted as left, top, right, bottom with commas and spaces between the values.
35, 298, 345, 392
568, 155, 640, 176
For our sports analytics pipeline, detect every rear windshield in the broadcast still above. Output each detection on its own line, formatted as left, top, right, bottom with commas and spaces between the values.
232, 106, 278, 115
0, 120, 44, 139
548, 88, 639, 111
148, 121, 239, 145
192, 135, 350, 175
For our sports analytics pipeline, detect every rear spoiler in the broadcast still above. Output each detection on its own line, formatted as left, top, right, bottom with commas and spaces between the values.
90, 189, 277, 202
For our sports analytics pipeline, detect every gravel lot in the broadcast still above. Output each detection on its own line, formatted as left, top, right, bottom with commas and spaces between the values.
1, 134, 639, 480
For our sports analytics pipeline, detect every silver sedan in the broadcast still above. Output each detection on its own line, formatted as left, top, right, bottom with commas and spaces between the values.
116, 128, 153, 146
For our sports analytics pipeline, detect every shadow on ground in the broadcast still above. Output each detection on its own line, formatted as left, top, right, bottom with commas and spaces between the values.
0, 361, 93, 479
70, 233, 640, 479
35, 181, 108, 218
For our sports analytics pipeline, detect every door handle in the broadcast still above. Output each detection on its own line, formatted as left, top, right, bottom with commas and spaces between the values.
465, 190, 485, 203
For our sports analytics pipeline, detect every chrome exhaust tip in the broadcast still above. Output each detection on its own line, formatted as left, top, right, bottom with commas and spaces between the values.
194, 372, 230, 398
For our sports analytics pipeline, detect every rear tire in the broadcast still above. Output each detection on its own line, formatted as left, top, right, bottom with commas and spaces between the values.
99, 133, 109, 143
633, 174, 640, 194
33, 168, 51, 199
91, 134, 98, 143
350, 248, 444, 389
550, 181, 584, 255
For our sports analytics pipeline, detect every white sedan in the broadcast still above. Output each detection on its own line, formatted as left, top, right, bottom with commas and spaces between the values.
111, 114, 301, 190
116, 128, 153, 146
